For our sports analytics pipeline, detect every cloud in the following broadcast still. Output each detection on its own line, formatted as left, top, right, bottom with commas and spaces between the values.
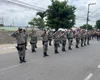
0, 0, 99, 27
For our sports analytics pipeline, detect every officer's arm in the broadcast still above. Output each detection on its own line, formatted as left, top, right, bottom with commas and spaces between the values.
11, 31, 17, 37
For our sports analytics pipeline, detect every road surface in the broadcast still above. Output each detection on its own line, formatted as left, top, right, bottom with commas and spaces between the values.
0, 40, 100, 80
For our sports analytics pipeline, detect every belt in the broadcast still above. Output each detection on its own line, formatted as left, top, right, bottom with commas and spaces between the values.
18, 43, 25, 45
43, 41, 48, 42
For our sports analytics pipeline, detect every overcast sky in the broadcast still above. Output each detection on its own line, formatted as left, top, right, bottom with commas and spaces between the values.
0, 0, 99, 27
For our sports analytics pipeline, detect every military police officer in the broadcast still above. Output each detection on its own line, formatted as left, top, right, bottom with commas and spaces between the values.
29, 30, 37, 53
11, 28, 26, 63
60, 31, 67, 52
41, 30, 49, 57
75, 30, 80, 48
67, 29, 74, 50
48, 30, 53, 46
53, 31, 60, 53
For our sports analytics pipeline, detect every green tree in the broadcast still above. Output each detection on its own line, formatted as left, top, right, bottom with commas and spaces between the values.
28, 17, 45, 28
36, 11, 46, 28
95, 20, 100, 29
46, 0, 76, 31
36, 11, 46, 19
80, 24, 93, 30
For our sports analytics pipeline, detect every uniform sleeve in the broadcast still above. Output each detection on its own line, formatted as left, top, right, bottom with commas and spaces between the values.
11, 32, 17, 37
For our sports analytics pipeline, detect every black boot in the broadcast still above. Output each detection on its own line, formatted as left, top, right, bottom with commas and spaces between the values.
44, 52, 49, 57
55, 50, 59, 54
32, 49, 36, 53
76, 45, 79, 48
23, 57, 26, 63
81, 44, 84, 47
69, 47, 72, 50
84, 44, 86, 46
20, 57, 23, 63
35, 45, 37, 48
49, 43, 52, 46
62, 48, 66, 52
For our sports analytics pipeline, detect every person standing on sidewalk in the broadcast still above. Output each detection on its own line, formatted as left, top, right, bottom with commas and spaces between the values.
41, 30, 49, 57
11, 28, 26, 63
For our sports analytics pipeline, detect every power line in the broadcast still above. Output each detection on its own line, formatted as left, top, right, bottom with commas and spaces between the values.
1, 0, 45, 11
90, 7, 100, 17
13, 0, 46, 10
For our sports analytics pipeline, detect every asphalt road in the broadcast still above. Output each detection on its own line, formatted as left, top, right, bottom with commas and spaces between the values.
0, 40, 100, 80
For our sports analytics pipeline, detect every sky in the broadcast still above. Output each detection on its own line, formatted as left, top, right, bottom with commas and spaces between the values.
0, 0, 99, 27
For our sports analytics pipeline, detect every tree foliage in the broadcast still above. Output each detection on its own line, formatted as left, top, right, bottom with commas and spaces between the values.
36, 11, 46, 19
46, 0, 76, 30
80, 24, 93, 30
28, 17, 45, 28
95, 20, 100, 29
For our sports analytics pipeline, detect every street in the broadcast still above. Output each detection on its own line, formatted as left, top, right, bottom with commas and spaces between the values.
0, 40, 100, 80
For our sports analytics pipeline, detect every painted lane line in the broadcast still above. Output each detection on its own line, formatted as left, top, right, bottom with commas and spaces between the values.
0, 60, 35, 72
0, 64, 21, 72
97, 65, 100, 68
84, 73, 93, 80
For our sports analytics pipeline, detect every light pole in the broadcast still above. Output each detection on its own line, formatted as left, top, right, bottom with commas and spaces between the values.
86, 3, 96, 31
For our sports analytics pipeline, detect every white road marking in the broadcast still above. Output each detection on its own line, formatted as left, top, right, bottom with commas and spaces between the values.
0, 60, 35, 72
97, 65, 100, 68
84, 73, 93, 80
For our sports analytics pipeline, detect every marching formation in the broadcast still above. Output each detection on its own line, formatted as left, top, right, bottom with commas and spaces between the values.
11, 28, 93, 63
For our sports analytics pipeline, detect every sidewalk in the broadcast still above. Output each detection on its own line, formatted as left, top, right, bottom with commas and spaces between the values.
0, 41, 42, 54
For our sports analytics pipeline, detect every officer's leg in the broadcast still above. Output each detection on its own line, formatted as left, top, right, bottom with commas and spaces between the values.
22, 45, 26, 62
76, 39, 78, 48
43, 42, 49, 57
58, 40, 60, 47
54, 41, 59, 53
68, 39, 72, 50
18, 51, 23, 63
62, 41, 64, 51
50, 39, 52, 46
87, 38, 89, 45
35, 42, 37, 48
49, 39, 51, 46
81, 39, 84, 47
25, 42, 27, 50
76, 39, 79, 48
84, 38, 86, 46
62, 40, 66, 51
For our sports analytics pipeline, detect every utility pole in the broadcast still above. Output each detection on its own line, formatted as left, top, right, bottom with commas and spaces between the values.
86, 3, 96, 31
